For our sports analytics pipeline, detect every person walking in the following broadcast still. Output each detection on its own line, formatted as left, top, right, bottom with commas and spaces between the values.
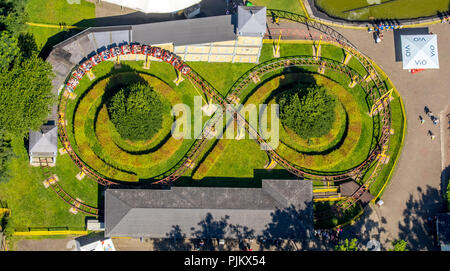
428, 130, 435, 140
432, 116, 439, 125
419, 115, 425, 124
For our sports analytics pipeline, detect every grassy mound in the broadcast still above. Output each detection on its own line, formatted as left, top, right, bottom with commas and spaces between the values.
72, 72, 188, 181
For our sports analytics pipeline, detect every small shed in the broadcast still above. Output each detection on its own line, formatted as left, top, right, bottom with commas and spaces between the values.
29, 124, 58, 166
237, 6, 267, 37
436, 213, 450, 251
401, 34, 439, 69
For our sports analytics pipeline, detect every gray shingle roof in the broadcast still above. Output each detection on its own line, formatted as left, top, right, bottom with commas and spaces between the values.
105, 179, 313, 239
45, 15, 237, 102
131, 15, 236, 46
237, 6, 267, 37
29, 125, 58, 156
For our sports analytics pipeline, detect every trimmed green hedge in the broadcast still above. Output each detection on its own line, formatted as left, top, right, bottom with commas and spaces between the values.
107, 82, 167, 141
278, 84, 337, 139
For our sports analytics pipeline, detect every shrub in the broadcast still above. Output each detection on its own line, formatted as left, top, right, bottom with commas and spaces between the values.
107, 83, 167, 141
278, 84, 336, 139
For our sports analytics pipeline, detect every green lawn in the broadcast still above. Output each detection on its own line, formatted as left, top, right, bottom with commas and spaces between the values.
198, 139, 268, 179
0, 138, 95, 230
315, 0, 450, 21
25, 0, 96, 50
252, 0, 305, 14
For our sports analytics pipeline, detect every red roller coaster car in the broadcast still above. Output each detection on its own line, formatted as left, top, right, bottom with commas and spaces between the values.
152, 47, 162, 58
141, 45, 150, 55
72, 69, 83, 80
81, 60, 93, 72
171, 57, 182, 69
180, 64, 191, 75
109, 47, 121, 58
100, 50, 111, 61
131, 44, 142, 54
66, 77, 79, 90
162, 50, 174, 63
90, 55, 102, 66
121, 44, 131, 54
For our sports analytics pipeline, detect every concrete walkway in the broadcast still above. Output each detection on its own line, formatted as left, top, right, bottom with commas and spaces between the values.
334, 23, 450, 251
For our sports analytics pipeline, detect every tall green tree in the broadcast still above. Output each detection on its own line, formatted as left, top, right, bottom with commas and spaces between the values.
107, 83, 168, 141
0, 31, 19, 70
278, 84, 336, 139
335, 238, 358, 251
0, 131, 13, 182
0, 55, 55, 137
0, 0, 28, 33
389, 239, 408, 251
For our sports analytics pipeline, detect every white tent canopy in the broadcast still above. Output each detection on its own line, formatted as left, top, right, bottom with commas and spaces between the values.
401, 34, 439, 69
102, 0, 201, 13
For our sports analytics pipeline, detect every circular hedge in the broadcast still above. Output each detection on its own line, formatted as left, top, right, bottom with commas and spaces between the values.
278, 84, 336, 139
70, 72, 187, 182
106, 83, 168, 141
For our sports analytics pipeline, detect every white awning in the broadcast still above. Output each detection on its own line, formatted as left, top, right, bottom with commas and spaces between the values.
401, 34, 439, 69
102, 0, 201, 13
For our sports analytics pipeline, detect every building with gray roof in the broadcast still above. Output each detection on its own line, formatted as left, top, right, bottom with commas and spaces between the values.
105, 179, 313, 240
45, 6, 267, 100
132, 15, 236, 46
237, 6, 267, 37
29, 124, 58, 166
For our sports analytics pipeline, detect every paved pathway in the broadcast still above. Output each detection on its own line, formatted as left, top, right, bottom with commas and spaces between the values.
266, 20, 449, 250
334, 23, 450, 251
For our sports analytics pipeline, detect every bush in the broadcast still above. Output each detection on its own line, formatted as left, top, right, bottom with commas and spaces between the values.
278, 84, 336, 139
107, 83, 167, 141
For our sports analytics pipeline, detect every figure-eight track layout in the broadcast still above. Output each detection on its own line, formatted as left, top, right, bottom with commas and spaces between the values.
57, 12, 393, 221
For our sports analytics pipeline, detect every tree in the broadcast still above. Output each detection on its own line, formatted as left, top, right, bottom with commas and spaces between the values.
0, 0, 28, 34
0, 55, 55, 137
0, 31, 19, 70
17, 32, 38, 59
335, 238, 358, 251
389, 239, 408, 251
107, 83, 168, 141
278, 84, 336, 139
0, 131, 13, 182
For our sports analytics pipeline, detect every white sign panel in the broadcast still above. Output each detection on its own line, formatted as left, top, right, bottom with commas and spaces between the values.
401, 35, 439, 69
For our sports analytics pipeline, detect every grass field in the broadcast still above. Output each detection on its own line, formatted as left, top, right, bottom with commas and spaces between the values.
252, 0, 305, 14
0, 138, 96, 231
315, 0, 450, 21
25, 0, 96, 50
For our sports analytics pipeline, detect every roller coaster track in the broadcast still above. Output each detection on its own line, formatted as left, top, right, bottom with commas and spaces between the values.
56, 11, 394, 221
262, 10, 394, 220
58, 96, 118, 186
266, 9, 357, 48
59, 52, 388, 186
38, 158, 99, 217
226, 56, 386, 180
